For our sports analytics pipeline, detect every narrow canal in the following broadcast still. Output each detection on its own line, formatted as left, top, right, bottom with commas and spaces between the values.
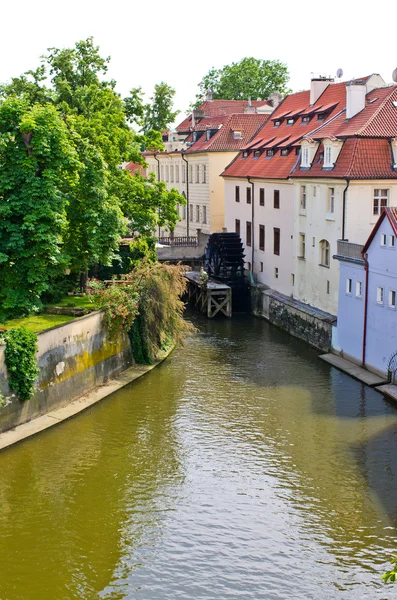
1, 314, 397, 599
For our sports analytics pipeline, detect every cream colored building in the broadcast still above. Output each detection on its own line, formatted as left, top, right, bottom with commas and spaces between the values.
145, 100, 271, 237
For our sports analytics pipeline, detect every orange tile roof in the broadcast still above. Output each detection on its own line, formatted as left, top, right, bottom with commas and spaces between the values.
125, 162, 147, 176
176, 99, 270, 132
184, 113, 269, 153
222, 78, 397, 181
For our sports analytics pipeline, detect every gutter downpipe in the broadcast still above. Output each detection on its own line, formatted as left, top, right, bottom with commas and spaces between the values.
248, 177, 255, 274
154, 153, 161, 238
362, 251, 369, 367
342, 178, 350, 240
181, 152, 189, 237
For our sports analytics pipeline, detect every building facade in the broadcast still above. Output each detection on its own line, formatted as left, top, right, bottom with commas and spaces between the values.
145, 100, 271, 237
223, 73, 397, 318
335, 208, 397, 378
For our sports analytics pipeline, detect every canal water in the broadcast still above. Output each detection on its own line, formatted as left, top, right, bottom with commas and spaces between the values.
1, 315, 397, 599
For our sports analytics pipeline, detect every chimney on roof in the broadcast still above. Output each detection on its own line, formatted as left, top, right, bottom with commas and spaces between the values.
310, 77, 333, 105
268, 92, 283, 108
205, 90, 213, 102
244, 98, 256, 114
346, 81, 366, 119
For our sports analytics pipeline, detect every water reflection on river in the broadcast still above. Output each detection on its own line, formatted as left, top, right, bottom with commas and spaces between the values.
0, 314, 396, 599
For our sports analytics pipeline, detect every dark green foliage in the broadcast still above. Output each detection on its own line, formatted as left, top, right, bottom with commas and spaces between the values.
4, 327, 39, 401
193, 57, 290, 106
128, 312, 152, 365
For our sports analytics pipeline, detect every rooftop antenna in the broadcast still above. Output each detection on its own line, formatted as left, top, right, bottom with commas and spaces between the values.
392, 68, 397, 83
336, 68, 343, 80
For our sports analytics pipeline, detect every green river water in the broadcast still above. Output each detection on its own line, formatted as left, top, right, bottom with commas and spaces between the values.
0, 314, 397, 599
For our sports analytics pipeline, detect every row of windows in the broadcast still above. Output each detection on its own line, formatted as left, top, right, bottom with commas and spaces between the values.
376, 287, 396, 309
235, 186, 279, 208
235, 220, 280, 254
346, 278, 363, 298
180, 204, 207, 224
300, 185, 335, 214
380, 233, 395, 248
298, 234, 331, 266
300, 186, 389, 216
158, 164, 207, 184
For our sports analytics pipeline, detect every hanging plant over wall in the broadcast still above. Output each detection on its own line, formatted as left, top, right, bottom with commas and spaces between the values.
4, 327, 39, 401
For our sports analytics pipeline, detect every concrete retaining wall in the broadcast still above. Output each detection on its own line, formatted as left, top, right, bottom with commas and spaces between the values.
0, 311, 133, 433
252, 286, 335, 352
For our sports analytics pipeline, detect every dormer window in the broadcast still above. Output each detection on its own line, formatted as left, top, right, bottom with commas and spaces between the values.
317, 113, 326, 121
243, 151, 248, 158
274, 120, 281, 127
193, 132, 198, 142
302, 147, 309, 167
286, 118, 294, 126
233, 130, 243, 140
280, 149, 289, 156
267, 150, 274, 157
324, 145, 332, 167
254, 150, 261, 158
206, 130, 211, 141
301, 116, 310, 124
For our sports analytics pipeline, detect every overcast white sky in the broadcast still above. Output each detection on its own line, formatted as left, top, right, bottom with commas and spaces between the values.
1, 0, 397, 119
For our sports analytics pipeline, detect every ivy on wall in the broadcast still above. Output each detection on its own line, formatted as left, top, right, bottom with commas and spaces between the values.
4, 327, 39, 401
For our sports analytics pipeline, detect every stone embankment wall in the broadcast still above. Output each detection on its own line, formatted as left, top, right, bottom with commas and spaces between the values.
0, 311, 132, 433
251, 286, 335, 352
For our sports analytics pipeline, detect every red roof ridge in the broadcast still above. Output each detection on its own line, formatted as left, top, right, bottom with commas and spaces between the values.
304, 109, 346, 141
355, 86, 397, 136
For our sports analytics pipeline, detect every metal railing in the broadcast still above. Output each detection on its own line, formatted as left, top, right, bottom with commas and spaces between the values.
336, 240, 364, 260
158, 236, 198, 247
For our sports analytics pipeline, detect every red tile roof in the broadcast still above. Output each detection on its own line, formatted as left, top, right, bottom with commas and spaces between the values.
184, 113, 269, 153
176, 99, 270, 132
125, 162, 147, 176
222, 78, 397, 181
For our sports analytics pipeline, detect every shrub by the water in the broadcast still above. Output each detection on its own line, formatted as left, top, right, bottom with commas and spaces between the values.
3, 327, 39, 401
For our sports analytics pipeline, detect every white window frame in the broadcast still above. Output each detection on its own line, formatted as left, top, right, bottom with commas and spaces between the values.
356, 281, 362, 298
299, 233, 306, 258
377, 286, 384, 304
196, 205, 200, 222
328, 188, 335, 214
196, 165, 200, 183
389, 289, 396, 309
319, 240, 330, 267
203, 205, 207, 224
202, 165, 206, 183
324, 145, 332, 167
346, 278, 352, 294
300, 185, 307, 211
373, 189, 388, 216
176, 165, 179, 183
390, 234, 395, 248
381, 233, 387, 247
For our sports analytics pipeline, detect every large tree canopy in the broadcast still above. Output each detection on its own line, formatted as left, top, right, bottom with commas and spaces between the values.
193, 57, 290, 106
0, 38, 184, 317
125, 82, 179, 135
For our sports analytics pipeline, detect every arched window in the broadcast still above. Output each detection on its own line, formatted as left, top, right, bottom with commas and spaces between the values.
319, 240, 330, 267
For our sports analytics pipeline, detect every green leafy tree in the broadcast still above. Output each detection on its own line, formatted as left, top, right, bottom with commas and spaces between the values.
193, 57, 290, 106
0, 98, 79, 316
143, 82, 179, 133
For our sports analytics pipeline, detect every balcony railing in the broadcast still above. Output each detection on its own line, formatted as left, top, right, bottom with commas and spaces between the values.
158, 236, 198, 247
336, 240, 364, 261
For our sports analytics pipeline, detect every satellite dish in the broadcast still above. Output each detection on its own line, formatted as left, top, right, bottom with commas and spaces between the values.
336, 68, 343, 79
393, 68, 397, 83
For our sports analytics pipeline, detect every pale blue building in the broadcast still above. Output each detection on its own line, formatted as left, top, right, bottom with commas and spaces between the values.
334, 208, 397, 378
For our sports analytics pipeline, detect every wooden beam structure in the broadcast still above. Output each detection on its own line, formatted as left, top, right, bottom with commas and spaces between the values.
185, 272, 232, 319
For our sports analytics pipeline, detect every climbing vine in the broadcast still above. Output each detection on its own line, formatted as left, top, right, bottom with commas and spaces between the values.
4, 327, 39, 401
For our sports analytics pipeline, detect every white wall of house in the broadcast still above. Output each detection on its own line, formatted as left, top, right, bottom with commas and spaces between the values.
345, 180, 397, 243
224, 178, 294, 296
292, 179, 345, 315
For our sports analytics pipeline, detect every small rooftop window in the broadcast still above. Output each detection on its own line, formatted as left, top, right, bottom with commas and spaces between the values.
243, 151, 248, 158
286, 118, 294, 125
280, 149, 289, 156
317, 113, 326, 121
254, 150, 261, 158
273, 120, 281, 127
301, 116, 310, 124
267, 149, 274, 157
233, 130, 243, 140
